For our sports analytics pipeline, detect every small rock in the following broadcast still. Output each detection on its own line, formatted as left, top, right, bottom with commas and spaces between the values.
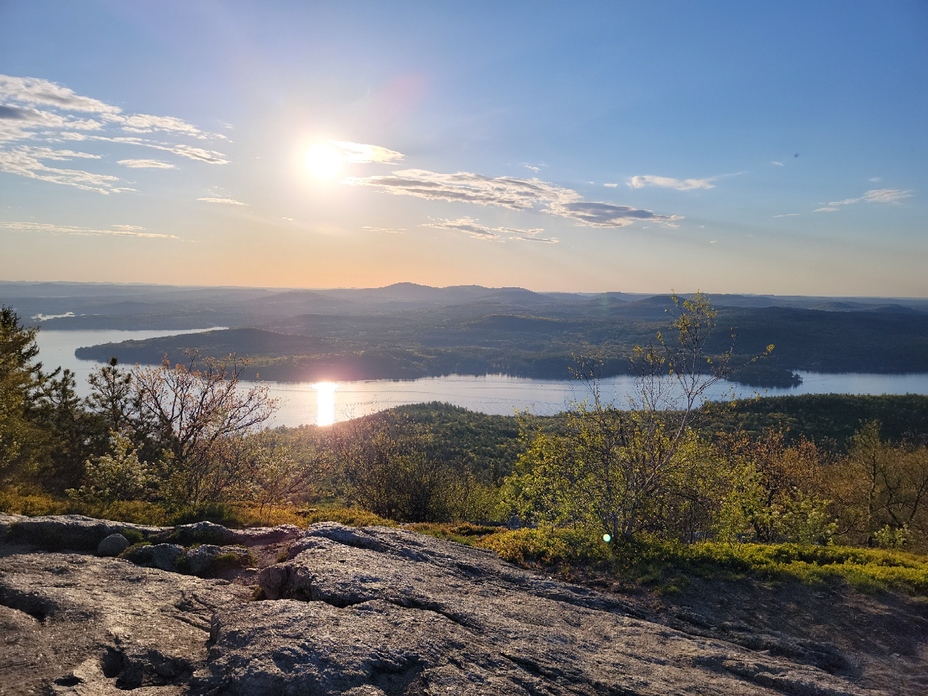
97, 533, 130, 557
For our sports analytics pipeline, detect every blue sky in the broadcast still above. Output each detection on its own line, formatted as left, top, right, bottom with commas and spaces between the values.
1, 1, 925, 296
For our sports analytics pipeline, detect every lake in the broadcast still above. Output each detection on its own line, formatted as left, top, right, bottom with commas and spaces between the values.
34, 329, 928, 428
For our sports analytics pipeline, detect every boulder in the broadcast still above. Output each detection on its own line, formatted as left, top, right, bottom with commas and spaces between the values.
97, 532, 130, 557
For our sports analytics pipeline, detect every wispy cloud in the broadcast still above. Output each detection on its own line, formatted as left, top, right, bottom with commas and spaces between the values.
0, 74, 228, 193
198, 197, 249, 206
423, 217, 558, 243
814, 188, 913, 212
773, 213, 800, 218
118, 159, 174, 169
771, 161, 785, 167
522, 163, 543, 173
362, 225, 406, 235
0, 145, 133, 193
628, 174, 716, 191
329, 140, 403, 164
860, 188, 913, 204
0, 221, 178, 239
347, 167, 679, 229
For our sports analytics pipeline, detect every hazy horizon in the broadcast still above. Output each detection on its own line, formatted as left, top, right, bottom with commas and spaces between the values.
4, 278, 928, 302
1, 3, 925, 296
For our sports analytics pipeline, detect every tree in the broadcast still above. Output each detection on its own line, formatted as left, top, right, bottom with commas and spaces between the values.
329, 414, 480, 523
68, 430, 153, 507
0, 306, 45, 483
85, 351, 280, 508
506, 292, 762, 542
829, 421, 928, 549
86, 357, 134, 433
714, 429, 834, 544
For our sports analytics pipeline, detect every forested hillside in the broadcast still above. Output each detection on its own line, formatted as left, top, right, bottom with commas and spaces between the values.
42, 284, 928, 386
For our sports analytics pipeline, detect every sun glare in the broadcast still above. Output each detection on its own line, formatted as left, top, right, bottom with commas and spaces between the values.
313, 381, 339, 426
305, 143, 343, 180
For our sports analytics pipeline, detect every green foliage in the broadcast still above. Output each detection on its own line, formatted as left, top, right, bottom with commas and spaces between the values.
0, 487, 70, 516
873, 523, 909, 549
328, 413, 502, 523
710, 394, 928, 447
469, 524, 928, 596
505, 293, 737, 543
405, 522, 500, 546
0, 307, 49, 484
825, 421, 928, 550
479, 525, 614, 567
67, 431, 153, 507
713, 430, 836, 545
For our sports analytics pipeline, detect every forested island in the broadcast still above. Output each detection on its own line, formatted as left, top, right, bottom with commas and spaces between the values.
6, 281, 924, 388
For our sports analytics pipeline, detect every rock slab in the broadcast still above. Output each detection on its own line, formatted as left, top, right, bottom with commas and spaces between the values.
0, 515, 888, 695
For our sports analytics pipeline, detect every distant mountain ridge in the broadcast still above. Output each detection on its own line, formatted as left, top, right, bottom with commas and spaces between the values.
5, 281, 927, 332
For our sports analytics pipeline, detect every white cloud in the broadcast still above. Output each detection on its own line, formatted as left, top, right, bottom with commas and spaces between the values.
329, 140, 404, 164
862, 188, 912, 204
197, 197, 249, 206
346, 168, 679, 229
0, 221, 178, 239
773, 213, 800, 218
817, 188, 914, 212
628, 174, 716, 191
522, 163, 543, 173
0, 74, 228, 193
771, 161, 785, 167
0, 75, 121, 115
117, 113, 209, 139
118, 159, 174, 169
423, 217, 558, 243
603, 182, 618, 188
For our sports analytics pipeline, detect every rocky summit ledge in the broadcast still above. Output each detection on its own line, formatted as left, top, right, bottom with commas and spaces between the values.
0, 514, 900, 695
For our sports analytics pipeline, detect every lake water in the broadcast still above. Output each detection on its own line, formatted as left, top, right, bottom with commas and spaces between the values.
34, 329, 928, 428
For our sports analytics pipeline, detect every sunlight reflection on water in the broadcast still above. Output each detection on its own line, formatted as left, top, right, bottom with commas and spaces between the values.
313, 382, 338, 427
33, 330, 928, 430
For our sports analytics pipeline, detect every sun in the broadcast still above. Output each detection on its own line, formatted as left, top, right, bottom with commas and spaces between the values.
305, 142, 343, 180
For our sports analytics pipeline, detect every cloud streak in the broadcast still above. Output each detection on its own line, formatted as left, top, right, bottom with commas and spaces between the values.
423, 216, 558, 243
198, 197, 249, 206
118, 159, 174, 169
0, 221, 178, 239
330, 140, 403, 164
0, 74, 228, 193
628, 174, 716, 191
814, 188, 913, 212
347, 168, 679, 229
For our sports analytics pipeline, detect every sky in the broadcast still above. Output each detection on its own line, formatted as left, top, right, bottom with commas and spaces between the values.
0, 1, 926, 297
